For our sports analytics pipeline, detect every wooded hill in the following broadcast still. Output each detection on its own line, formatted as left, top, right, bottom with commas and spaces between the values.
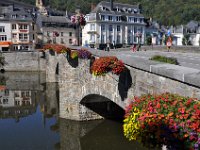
15, 0, 200, 26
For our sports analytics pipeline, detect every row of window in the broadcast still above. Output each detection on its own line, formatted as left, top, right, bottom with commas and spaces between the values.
50, 38, 73, 44
100, 15, 143, 23
99, 24, 143, 33
0, 24, 33, 32
100, 24, 121, 32
13, 45, 29, 51
101, 6, 139, 14
47, 31, 72, 37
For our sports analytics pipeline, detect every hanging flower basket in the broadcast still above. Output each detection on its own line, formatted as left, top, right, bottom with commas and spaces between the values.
91, 56, 125, 76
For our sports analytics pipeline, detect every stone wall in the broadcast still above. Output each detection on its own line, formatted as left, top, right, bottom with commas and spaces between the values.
3, 51, 46, 72
141, 45, 200, 53
45, 50, 200, 121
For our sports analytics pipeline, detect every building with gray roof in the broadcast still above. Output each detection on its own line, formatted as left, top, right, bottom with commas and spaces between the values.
82, 0, 145, 48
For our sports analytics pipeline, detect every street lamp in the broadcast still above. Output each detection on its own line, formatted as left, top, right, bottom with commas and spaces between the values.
71, 12, 86, 46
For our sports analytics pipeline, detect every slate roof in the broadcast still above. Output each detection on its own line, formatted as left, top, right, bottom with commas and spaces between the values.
0, 1, 35, 22
91, 1, 144, 17
40, 15, 71, 24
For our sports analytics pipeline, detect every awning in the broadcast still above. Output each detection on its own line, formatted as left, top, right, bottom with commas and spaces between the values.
0, 41, 12, 47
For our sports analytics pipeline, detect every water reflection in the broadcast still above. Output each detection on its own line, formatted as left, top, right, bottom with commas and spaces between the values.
0, 72, 158, 150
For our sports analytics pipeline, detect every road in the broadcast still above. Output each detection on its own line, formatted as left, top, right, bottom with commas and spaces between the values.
113, 50, 200, 70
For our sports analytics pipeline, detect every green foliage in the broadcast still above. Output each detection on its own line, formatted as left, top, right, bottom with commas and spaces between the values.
16, 0, 200, 25
182, 34, 191, 45
150, 55, 179, 65
146, 36, 152, 45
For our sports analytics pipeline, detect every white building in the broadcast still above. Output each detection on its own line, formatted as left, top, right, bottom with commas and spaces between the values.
0, 2, 37, 51
0, 22, 12, 51
82, 1, 145, 49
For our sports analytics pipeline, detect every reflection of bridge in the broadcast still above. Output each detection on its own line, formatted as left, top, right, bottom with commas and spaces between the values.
45, 49, 200, 121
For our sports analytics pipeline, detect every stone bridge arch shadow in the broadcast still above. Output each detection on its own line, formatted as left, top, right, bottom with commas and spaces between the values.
80, 94, 125, 121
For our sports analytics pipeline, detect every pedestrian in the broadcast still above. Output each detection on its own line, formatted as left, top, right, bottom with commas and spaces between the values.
166, 37, 172, 52
106, 43, 110, 51
112, 41, 116, 49
131, 44, 137, 52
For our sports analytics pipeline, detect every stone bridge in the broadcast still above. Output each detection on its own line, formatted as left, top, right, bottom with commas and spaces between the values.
45, 49, 200, 121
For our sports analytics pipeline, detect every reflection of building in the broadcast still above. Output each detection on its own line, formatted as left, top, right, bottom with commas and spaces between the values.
0, 89, 37, 121
82, 1, 145, 48
0, 1, 37, 51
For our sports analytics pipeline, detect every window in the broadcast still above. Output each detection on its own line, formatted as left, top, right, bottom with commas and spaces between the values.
101, 24, 105, 31
33, 34, 35, 40
19, 45, 29, 50
108, 16, 112, 21
0, 35, 7, 41
47, 31, 50, 37
0, 26, 5, 32
12, 24, 17, 30
101, 35, 105, 43
101, 15, 105, 20
116, 16, 121, 21
117, 35, 120, 43
53, 38, 56, 44
19, 33, 28, 41
12, 33, 17, 38
90, 34, 95, 42
109, 25, 113, 32
61, 32, 64, 36
19, 24, 28, 30
134, 18, 137, 23
13, 45, 18, 50
90, 24, 95, 31
69, 32, 72, 36
69, 39, 72, 44
4, 90, 9, 96
61, 38, 64, 44
117, 25, 120, 31
11, 14, 17, 19
109, 35, 113, 42
26, 91, 30, 97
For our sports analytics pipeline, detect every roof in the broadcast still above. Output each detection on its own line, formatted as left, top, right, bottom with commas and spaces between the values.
40, 15, 71, 23
91, 1, 143, 17
0, 1, 35, 22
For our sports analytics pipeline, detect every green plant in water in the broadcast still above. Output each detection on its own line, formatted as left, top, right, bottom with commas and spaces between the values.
150, 55, 179, 65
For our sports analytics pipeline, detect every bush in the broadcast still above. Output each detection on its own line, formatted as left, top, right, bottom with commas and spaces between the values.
123, 93, 200, 149
150, 55, 179, 65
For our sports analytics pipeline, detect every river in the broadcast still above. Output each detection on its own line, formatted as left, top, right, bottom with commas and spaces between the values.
0, 72, 159, 150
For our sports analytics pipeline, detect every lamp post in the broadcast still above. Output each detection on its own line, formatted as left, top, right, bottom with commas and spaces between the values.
71, 12, 86, 46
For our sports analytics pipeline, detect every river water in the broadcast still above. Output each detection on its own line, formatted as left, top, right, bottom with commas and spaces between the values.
0, 72, 158, 150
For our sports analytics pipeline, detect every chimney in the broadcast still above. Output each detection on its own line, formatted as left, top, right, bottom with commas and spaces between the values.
110, 0, 113, 11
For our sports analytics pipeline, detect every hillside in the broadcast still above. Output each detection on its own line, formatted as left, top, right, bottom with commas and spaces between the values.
15, 0, 200, 25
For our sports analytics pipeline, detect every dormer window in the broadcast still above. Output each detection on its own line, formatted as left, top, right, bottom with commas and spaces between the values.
133, 9, 138, 13
128, 8, 132, 13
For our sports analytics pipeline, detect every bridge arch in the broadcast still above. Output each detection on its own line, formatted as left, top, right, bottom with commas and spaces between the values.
80, 77, 126, 109
80, 94, 125, 121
